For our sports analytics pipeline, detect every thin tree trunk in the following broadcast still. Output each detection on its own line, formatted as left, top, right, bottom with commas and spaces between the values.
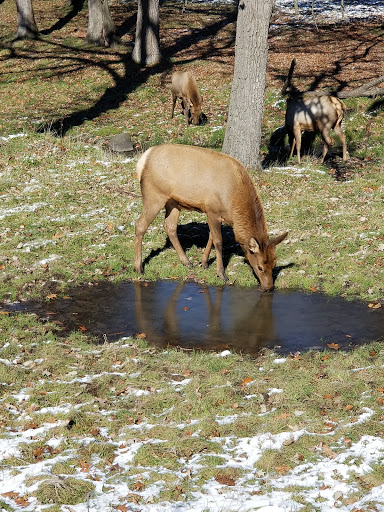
222, 0, 273, 168
132, 0, 161, 67
15, 0, 38, 39
86, 0, 118, 47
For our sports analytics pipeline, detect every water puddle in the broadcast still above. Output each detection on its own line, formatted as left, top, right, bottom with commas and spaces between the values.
2, 280, 383, 354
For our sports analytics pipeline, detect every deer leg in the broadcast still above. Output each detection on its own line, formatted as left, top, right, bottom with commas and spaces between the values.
289, 135, 296, 159
334, 122, 348, 161
320, 130, 332, 163
293, 126, 302, 164
134, 195, 167, 274
164, 200, 191, 267
207, 214, 227, 282
182, 95, 190, 125
171, 93, 177, 119
201, 231, 213, 269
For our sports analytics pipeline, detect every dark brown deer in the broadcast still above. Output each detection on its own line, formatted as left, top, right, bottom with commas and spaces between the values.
285, 94, 347, 164
170, 71, 202, 126
134, 144, 288, 291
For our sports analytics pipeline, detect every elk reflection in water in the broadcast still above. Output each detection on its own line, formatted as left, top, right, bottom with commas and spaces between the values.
134, 281, 277, 353
3, 280, 383, 354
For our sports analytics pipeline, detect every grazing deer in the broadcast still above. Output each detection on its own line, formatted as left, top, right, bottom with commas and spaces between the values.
170, 71, 202, 126
134, 144, 288, 291
285, 94, 347, 164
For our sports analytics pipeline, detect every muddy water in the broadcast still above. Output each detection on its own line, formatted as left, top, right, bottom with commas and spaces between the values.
3, 280, 384, 354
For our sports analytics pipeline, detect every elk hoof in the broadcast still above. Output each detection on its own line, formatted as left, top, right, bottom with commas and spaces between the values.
218, 272, 228, 282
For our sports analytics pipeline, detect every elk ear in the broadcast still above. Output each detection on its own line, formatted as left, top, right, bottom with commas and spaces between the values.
249, 238, 261, 254
269, 231, 288, 247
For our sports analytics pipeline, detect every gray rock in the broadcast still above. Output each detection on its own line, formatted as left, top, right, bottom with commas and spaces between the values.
108, 133, 134, 153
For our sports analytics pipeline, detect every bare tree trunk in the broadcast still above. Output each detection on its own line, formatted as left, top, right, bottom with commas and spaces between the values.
15, 0, 38, 39
86, 0, 118, 47
132, 0, 161, 67
222, 0, 273, 169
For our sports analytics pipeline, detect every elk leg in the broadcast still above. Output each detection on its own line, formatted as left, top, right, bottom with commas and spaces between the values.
334, 122, 348, 161
289, 136, 296, 159
182, 95, 190, 125
293, 126, 302, 164
171, 93, 177, 119
320, 131, 332, 163
207, 215, 227, 281
164, 201, 191, 267
134, 195, 167, 274
201, 232, 213, 269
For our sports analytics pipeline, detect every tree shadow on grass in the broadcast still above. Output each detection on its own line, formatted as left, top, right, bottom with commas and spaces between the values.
33, 4, 237, 137
40, 0, 86, 36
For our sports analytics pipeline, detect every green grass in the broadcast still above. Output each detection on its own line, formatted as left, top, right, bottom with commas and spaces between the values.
1, 1, 384, 510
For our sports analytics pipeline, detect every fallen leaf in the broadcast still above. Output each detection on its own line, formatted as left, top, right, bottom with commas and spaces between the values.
345, 404, 353, 411
80, 460, 91, 473
240, 377, 254, 387
1, 491, 19, 499
323, 394, 334, 399
377, 397, 383, 406
79, 325, 87, 331
215, 475, 236, 486
136, 332, 146, 339
183, 307, 190, 311
275, 464, 291, 475
15, 496, 29, 507
368, 303, 382, 309
134, 481, 145, 491
327, 343, 339, 350
321, 443, 337, 459
52, 232, 64, 240
116, 505, 130, 512
46, 293, 57, 300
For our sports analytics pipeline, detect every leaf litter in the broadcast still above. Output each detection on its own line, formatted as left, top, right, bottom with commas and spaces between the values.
1, 1, 384, 511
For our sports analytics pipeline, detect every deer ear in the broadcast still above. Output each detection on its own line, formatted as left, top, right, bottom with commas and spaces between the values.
249, 238, 260, 254
269, 231, 288, 247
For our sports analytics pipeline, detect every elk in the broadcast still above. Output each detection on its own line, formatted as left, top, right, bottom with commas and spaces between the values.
134, 144, 288, 291
285, 94, 347, 164
170, 71, 202, 126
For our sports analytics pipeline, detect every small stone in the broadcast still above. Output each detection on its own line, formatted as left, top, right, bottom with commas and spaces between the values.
108, 133, 134, 153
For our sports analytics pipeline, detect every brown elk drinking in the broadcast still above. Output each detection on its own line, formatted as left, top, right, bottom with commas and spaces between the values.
134, 144, 288, 291
170, 71, 202, 126
285, 94, 347, 164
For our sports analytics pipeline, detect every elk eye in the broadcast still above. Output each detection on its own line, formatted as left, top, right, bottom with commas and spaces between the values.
257, 265, 264, 272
